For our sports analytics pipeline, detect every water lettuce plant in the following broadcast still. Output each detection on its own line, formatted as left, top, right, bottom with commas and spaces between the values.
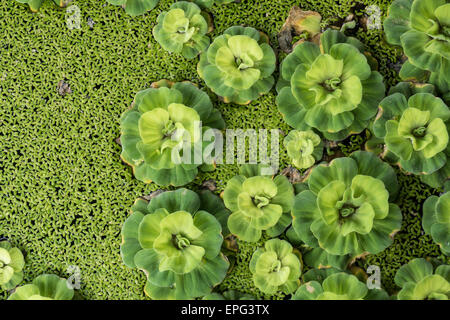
120, 189, 229, 300
8, 274, 74, 300
399, 59, 450, 105
15, 0, 66, 11
120, 80, 225, 186
198, 26, 276, 105
301, 247, 352, 271
394, 258, 450, 300
0, 241, 24, 290
290, 151, 402, 257
224, 165, 294, 242
106, 0, 160, 16
153, 2, 211, 60
384, 0, 450, 88
423, 182, 450, 255
203, 290, 255, 300
277, 29, 385, 141
283, 130, 323, 170
293, 270, 388, 300
249, 239, 301, 295
372, 87, 450, 188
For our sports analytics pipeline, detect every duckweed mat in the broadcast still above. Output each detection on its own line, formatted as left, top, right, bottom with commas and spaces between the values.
0, 0, 447, 300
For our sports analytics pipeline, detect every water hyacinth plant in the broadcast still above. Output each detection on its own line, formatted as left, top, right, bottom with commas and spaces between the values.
276, 29, 385, 141
224, 165, 294, 242
8, 274, 74, 300
119, 80, 225, 186
15, 0, 66, 11
290, 151, 402, 257
372, 85, 450, 188
198, 26, 276, 105
106, 0, 160, 16
384, 0, 450, 92
0, 241, 24, 290
153, 2, 211, 60
283, 130, 323, 170
249, 239, 301, 295
423, 182, 450, 255
394, 258, 450, 300
120, 189, 229, 300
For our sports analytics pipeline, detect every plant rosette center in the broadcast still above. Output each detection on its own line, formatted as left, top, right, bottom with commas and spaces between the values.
317, 174, 390, 236
323, 77, 342, 92
138, 103, 200, 155
389, 107, 448, 158
255, 252, 290, 287
424, 3, 450, 42
215, 35, 264, 90
163, 9, 197, 43
173, 234, 191, 249
237, 176, 281, 219
304, 53, 363, 113
153, 211, 205, 274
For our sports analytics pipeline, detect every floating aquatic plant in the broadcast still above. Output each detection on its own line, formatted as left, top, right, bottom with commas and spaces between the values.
372, 84, 450, 188
395, 258, 450, 300
293, 270, 389, 300
8, 274, 74, 300
384, 0, 450, 97
277, 29, 385, 141
120, 189, 229, 299
198, 26, 276, 105
120, 80, 225, 186
0, 241, 24, 291
153, 2, 211, 60
423, 182, 450, 255
249, 239, 301, 295
224, 165, 294, 242
290, 151, 402, 257
283, 130, 323, 170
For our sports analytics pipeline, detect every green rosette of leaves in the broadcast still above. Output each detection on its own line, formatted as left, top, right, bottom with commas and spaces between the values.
423, 182, 450, 255
106, 0, 160, 16
395, 258, 450, 300
372, 87, 450, 188
249, 239, 301, 295
8, 274, 74, 300
384, 0, 450, 89
298, 268, 390, 300
399, 59, 450, 105
284, 130, 323, 170
120, 80, 225, 186
293, 271, 383, 300
301, 247, 352, 271
224, 165, 295, 243
203, 290, 255, 300
290, 151, 402, 257
197, 26, 276, 105
15, 0, 66, 12
120, 189, 230, 300
0, 241, 25, 290
153, 2, 211, 60
276, 29, 385, 141
190, 0, 234, 9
